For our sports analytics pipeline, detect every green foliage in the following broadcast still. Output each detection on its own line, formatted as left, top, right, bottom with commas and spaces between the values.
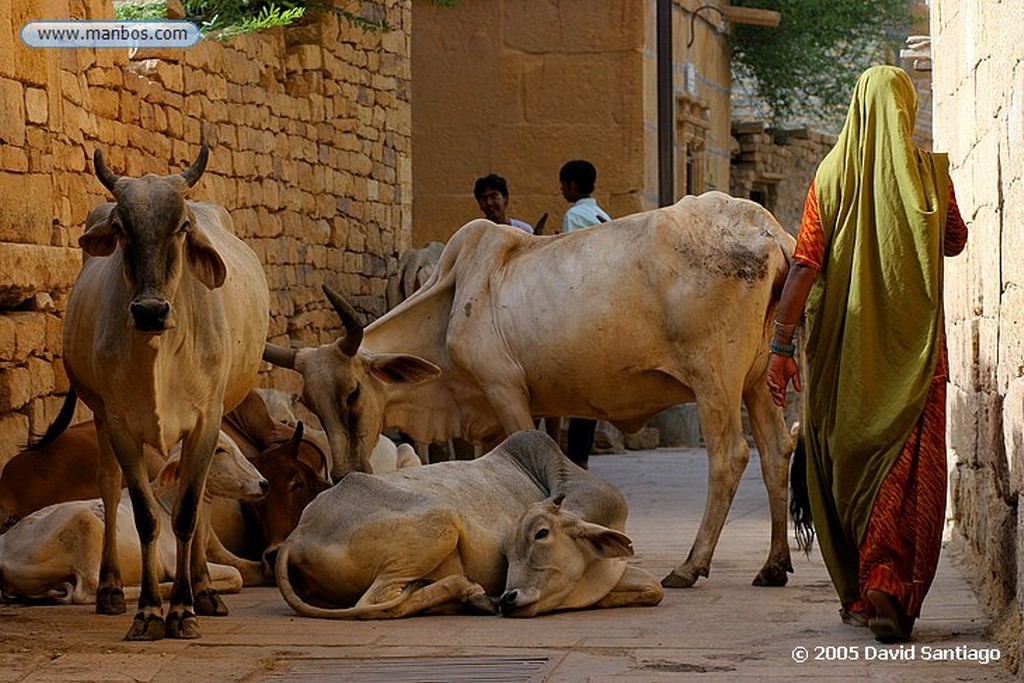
114, 1, 168, 21
113, 0, 452, 41
730, 0, 913, 129
183, 0, 306, 38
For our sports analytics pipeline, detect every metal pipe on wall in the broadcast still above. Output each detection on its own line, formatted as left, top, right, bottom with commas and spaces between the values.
657, 0, 674, 207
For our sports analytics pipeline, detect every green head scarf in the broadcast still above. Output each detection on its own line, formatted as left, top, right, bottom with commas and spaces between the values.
803, 65, 950, 600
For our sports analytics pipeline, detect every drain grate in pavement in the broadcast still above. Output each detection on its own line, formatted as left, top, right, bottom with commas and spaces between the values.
267, 655, 555, 682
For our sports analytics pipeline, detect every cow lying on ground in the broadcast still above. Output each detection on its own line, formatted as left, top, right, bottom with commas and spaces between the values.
0, 422, 165, 533
212, 391, 411, 585
263, 192, 796, 589
273, 431, 663, 619
0, 432, 266, 605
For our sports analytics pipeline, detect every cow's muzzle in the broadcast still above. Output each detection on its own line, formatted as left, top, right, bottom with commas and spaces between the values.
496, 589, 537, 618
129, 298, 173, 332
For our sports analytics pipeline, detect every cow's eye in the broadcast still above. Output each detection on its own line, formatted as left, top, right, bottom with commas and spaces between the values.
178, 220, 191, 234
534, 528, 549, 541
289, 476, 306, 492
346, 386, 360, 406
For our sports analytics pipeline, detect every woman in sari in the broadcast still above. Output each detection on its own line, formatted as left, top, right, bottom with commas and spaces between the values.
766, 65, 968, 643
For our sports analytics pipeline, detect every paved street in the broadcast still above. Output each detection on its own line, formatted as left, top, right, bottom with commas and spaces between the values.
0, 447, 1015, 682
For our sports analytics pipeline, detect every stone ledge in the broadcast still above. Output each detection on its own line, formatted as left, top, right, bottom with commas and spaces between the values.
0, 242, 81, 308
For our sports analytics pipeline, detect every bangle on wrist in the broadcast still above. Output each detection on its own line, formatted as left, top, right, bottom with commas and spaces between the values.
770, 339, 796, 357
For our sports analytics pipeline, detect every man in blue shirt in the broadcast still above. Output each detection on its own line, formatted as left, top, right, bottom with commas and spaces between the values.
560, 160, 610, 233
558, 159, 611, 468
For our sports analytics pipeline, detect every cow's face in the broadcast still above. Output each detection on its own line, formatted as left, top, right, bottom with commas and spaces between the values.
82, 146, 224, 334
294, 342, 437, 481
498, 497, 635, 618
247, 429, 330, 549
264, 285, 440, 482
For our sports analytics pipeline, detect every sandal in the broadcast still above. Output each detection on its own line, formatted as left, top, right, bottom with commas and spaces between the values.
866, 590, 912, 643
839, 607, 869, 627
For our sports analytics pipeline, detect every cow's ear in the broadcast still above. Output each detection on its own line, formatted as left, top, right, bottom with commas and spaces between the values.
368, 353, 441, 385
186, 223, 227, 289
79, 205, 118, 256
572, 521, 635, 559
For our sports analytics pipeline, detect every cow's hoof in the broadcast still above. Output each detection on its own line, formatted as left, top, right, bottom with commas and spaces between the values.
752, 565, 789, 587
96, 587, 126, 615
660, 569, 698, 589
195, 589, 229, 616
124, 613, 164, 641
165, 610, 200, 639
466, 592, 498, 615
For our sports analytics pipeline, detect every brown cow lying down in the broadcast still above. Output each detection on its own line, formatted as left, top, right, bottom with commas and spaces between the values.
0, 433, 267, 605
273, 430, 663, 618
0, 422, 165, 532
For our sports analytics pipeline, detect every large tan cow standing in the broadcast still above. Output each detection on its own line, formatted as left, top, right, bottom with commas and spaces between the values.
57, 145, 269, 640
264, 191, 796, 589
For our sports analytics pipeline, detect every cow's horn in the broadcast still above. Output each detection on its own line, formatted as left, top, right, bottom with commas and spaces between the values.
322, 285, 364, 357
179, 143, 209, 188
552, 493, 566, 509
290, 421, 304, 456
263, 342, 297, 369
93, 149, 121, 195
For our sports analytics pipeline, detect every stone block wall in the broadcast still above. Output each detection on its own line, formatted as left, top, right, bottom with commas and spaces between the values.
730, 122, 835, 235
931, 0, 1024, 670
0, 0, 412, 468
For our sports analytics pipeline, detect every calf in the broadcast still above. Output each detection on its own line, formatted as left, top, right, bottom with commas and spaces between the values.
273, 431, 662, 618
0, 433, 267, 605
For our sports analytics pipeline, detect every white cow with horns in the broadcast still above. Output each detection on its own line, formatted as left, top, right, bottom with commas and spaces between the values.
54, 144, 269, 640
264, 191, 796, 588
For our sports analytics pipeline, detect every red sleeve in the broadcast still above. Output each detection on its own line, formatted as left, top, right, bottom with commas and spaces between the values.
793, 181, 824, 270
944, 182, 968, 256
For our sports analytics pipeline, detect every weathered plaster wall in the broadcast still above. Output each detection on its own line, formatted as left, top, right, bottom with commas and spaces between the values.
931, 0, 1023, 670
411, 0, 733, 245
0, 0, 412, 467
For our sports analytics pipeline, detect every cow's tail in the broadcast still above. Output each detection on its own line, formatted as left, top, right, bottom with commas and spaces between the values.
26, 389, 78, 450
274, 544, 420, 619
789, 426, 815, 554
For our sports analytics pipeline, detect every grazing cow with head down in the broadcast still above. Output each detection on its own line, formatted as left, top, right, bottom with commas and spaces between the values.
264, 192, 796, 589
273, 430, 662, 618
57, 144, 269, 640
0, 432, 267, 605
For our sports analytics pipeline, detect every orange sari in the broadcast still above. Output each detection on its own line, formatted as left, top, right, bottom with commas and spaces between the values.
794, 180, 967, 619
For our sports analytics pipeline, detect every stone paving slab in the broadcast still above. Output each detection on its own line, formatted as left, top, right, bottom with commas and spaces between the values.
0, 447, 1015, 682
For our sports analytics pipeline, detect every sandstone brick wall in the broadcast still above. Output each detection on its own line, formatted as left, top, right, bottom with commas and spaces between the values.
932, 0, 1024, 669
0, 0, 412, 468
729, 122, 835, 235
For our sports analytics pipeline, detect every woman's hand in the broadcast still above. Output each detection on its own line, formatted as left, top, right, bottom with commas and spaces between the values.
767, 353, 801, 408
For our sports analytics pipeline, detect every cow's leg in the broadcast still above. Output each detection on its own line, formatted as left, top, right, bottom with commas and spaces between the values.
662, 387, 748, 588
371, 575, 494, 618
592, 566, 664, 609
95, 418, 127, 616
191, 499, 229, 616
165, 423, 219, 639
744, 379, 795, 587
107, 424, 166, 640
